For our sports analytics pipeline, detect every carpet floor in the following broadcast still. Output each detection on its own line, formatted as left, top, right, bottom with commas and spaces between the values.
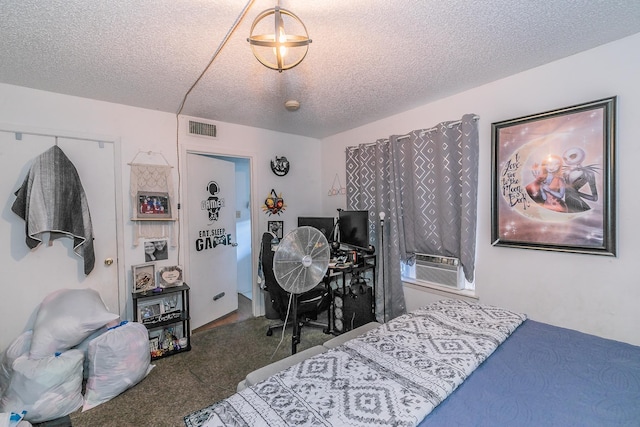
68, 316, 330, 427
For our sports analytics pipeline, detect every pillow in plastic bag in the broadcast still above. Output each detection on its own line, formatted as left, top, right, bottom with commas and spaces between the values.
0, 350, 83, 423
0, 331, 32, 397
82, 321, 153, 411
29, 288, 119, 359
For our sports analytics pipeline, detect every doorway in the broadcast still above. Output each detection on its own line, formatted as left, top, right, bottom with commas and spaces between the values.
183, 148, 256, 330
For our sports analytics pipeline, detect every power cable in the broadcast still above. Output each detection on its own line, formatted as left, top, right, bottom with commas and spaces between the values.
173, 0, 255, 266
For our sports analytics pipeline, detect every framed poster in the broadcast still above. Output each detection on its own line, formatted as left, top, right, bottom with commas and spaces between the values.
491, 97, 616, 256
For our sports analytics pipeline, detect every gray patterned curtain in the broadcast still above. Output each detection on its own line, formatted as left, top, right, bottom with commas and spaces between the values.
346, 113, 479, 321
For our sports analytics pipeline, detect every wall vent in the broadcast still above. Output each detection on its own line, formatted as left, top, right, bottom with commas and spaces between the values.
188, 120, 217, 139
415, 254, 464, 289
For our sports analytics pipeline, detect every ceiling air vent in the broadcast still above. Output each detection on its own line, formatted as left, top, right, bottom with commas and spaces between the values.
188, 120, 217, 139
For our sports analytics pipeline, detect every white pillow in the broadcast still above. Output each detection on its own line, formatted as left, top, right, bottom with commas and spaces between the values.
0, 350, 83, 423
0, 331, 32, 397
29, 289, 120, 359
82, 321, 153, 411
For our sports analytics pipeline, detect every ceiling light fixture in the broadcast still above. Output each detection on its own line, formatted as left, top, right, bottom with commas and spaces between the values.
247, 2, 311, 72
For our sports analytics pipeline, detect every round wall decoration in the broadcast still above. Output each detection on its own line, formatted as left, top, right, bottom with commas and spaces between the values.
270, 156, 290, 176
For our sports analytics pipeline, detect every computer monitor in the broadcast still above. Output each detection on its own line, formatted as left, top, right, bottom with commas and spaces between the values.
338, 210, 369, 251
297, 216, 335, 242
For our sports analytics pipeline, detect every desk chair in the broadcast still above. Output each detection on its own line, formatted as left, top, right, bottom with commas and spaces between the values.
260, 232, 331, 352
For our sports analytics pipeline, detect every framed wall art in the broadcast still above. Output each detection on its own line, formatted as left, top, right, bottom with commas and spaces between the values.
132, 263, 157, 292
491, 97, 616, 256
268, 220, 283, 239
136, 191, 171, 219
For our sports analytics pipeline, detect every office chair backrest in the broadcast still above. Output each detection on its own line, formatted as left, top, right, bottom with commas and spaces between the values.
261, 232, 288, 317
261, 231, 331, 323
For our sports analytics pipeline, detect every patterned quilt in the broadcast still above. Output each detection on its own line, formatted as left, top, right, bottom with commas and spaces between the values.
184, 300, 526, 427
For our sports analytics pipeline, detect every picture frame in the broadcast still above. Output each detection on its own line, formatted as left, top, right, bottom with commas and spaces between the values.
136, 191, 171, 219
144, 239, 168, 262
132, 263, 157, 293
158, 265, 183, 288
137, 300, 163, 324
491, 97, 616, 256
268, 220, 283, 239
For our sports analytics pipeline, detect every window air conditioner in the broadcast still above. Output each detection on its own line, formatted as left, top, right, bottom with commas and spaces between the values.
414, 254, 464, 290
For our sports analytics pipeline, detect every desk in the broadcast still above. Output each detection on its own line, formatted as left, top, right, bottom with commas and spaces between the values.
325, 254, 376, 334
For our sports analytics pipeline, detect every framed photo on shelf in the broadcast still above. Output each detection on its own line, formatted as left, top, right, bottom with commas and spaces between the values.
268, 220, 283, 239
137, 300, 162, 324
491, 96, 616, 256
132, 263, 157, 293
158, 265, 183, 288
136, 191, 171, 219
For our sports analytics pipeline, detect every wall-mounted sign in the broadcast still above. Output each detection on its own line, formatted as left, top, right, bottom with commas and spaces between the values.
195, 227, 232, 252
270, 156, 290, 176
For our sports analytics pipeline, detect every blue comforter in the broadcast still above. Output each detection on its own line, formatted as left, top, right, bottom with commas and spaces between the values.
420, 319, 640, 427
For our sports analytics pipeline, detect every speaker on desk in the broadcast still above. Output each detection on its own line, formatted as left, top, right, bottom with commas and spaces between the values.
332, 284, 374, 333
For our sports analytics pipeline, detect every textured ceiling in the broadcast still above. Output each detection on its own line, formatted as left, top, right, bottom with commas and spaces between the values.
1, 1, 640, 139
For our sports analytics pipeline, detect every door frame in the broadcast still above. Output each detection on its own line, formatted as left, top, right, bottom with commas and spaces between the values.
180, 142, 264, 318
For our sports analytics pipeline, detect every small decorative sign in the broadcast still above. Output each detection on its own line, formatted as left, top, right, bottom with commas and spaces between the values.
158, 265, 183, 288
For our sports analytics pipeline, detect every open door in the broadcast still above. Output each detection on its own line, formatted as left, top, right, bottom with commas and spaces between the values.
185, 152, 238, 329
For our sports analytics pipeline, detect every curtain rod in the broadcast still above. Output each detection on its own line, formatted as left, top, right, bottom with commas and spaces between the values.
349, 115, 480, 149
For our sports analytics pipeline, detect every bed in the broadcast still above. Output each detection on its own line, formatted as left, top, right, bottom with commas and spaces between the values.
421, 318, 640, 426
184, 299, 640, 427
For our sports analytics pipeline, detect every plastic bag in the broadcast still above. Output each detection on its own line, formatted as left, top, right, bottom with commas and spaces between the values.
0, 332, 32, 397
82, 321, 153, 411
29, 288, 119, 359
0, 350, 83, 423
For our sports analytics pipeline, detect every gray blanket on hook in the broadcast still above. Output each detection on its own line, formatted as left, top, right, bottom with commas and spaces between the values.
11, 145, 95, 274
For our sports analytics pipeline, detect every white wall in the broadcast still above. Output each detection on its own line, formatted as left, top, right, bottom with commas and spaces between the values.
0, 84, 322, 350
321, 33, 640, 346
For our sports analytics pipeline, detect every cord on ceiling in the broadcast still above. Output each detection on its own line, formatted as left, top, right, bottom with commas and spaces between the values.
176, 0, 255, 117
173, 0, 255, 266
